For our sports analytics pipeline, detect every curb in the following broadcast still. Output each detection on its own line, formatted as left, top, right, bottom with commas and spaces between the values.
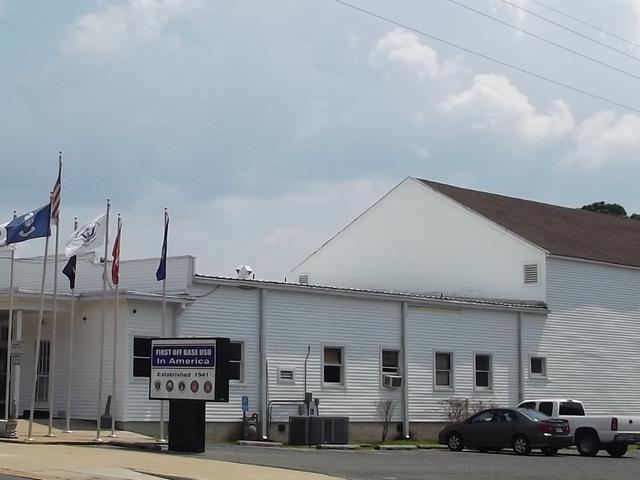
316, 444, 361, 450
235, 440, 284, 447
417, 444, 446, 450
375, 445, 418, 450
0, 438, 164, 451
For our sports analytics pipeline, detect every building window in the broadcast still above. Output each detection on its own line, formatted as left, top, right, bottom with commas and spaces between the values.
381, 349, 399, 376
530, 356, 547, 378
133, 337, 152, 378
228, 341, 244, 382
323, 346, 345, 386
474, 354, 492, 389
434, 352, 453, 389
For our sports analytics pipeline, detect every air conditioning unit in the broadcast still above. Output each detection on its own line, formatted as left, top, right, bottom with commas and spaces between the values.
382, 374, 402, 388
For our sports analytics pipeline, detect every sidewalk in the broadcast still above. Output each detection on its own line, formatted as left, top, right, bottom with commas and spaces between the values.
1, 419, 155, 447
0, 442, 341, 480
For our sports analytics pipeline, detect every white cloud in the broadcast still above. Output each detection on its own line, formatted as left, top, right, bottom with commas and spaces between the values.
64, 0, 200, 54
440, 74, 574, 142
567, 111, 640, 167
491, 0, 529, 27
633, 0, 640, 44
369, 29, 463, 78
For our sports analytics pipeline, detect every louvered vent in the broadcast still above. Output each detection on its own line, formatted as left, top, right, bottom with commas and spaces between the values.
278, 368, 295, 384
298, 274, 309, 285
524, 264, 539, 284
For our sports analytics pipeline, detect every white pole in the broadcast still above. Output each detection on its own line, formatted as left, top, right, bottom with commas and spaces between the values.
12, 311, 22, 419
109, 214, 121, 438
27, 230, 51, 441
159, 208, 167, 443
95, 199, 110, 441
63, 217, 78, 434
3, 211, 16, 421
46, 220, 61, 437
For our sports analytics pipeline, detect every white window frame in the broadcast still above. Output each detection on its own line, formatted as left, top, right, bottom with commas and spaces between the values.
529, 355, 547, 379
433, 350, 454, 391
229, 339, 246, 386
522, 261, 541, 286
322, 345, 346, 389
474, 352, 493, 391
277, 366, 296, 385
380, 347, 401, 387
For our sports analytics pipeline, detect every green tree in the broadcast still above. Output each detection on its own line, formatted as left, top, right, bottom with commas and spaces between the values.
580, 201, 627, 217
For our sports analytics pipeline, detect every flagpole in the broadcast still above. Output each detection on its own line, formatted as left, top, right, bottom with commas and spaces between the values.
109, 214, 121, 438
95, 199, 110, 441
159, 207, 167, 443
46, 152, 62, 437
27, 213, 52, 441
3, 210, 17, 422
63, 216, 78, 434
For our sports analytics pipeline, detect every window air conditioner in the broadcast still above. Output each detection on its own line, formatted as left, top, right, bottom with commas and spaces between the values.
382, 374, 402, 388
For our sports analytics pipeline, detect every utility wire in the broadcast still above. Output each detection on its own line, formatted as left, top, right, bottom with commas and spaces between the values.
529, 0, 640, 49
334, 0, 640, 114
444, 0, 640, 82
496, 0, 640, 63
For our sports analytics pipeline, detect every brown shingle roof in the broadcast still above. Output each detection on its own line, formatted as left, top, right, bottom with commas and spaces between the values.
419, 178, 640, 268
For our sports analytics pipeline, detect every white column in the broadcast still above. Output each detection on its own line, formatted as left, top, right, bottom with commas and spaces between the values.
10, 310, 22, 417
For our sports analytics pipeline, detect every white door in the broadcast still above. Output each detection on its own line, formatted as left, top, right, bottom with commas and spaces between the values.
35, 340, 50, 407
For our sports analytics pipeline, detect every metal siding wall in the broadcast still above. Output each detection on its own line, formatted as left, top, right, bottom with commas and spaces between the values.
523, 257, 640, 415
407, 306, 520, 421
0, 256, 193, 295
176, 284, 260, 423
265, 290, 402, 422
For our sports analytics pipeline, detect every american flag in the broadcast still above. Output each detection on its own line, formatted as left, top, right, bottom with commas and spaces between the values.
50, 153, 62, 224
112, 216, 122, 285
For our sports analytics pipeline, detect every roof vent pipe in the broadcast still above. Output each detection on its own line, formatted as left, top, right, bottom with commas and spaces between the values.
236, 265, 254, 280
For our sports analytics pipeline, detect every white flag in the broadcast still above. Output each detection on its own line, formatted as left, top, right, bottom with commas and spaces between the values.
65, 213, 107, 258
0, 223, 7, 247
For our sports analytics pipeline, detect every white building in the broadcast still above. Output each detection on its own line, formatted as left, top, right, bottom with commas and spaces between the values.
1, 177, 639, 441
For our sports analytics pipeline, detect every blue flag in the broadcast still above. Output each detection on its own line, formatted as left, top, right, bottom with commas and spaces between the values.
5, 204, 52, 245
63, 255, 77, 289
156, 214, 169, 281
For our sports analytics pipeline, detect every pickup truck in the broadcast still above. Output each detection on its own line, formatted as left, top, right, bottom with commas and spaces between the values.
517, 399, 640, 457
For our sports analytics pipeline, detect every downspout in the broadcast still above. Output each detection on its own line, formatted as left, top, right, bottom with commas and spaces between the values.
517, 312, 524, 403
401, 301, 410, 439
259, 288, 268, 439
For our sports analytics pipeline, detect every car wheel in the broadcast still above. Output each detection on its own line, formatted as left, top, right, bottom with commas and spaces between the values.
576, 432, 600, 456
513, 435, 531, 455
541, 448, 558, 456
447, 432, 464, 452
605, 443, 628, 458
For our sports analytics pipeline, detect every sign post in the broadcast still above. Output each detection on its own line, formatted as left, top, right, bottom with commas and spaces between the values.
149, 337, 230, 452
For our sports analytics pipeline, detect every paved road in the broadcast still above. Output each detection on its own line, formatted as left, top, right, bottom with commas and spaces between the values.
200, 445, 639, 480
0, 476, 33, 480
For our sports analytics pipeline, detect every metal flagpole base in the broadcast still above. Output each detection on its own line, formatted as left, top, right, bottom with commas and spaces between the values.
44, 433, 56, 438
94, 437, 104, 442
62, 430, 73, 434
156, 438, 168, 444
25, 437, 35, 442
107, 433, 118, 438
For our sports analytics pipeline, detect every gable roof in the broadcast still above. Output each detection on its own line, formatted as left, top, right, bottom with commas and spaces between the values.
419, 178, 640, 268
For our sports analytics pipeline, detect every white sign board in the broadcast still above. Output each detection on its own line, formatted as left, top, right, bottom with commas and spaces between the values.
149, 338, 216, 401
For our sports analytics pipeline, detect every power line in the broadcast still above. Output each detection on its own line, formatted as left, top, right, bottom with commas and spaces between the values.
495, 0, 640, 63
528, 0, 640, 49
443, 0, 640, 82
334, 0, 640, 114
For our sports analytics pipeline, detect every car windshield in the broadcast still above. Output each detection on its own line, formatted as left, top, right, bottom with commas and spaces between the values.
518, 408, 550, 421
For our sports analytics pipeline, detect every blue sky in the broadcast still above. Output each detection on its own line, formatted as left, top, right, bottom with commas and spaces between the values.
2, 0, 640, 279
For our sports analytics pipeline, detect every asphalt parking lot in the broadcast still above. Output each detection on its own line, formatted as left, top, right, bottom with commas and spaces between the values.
199, 445, 639, 480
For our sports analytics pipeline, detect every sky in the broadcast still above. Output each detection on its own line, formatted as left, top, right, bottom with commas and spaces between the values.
2, 0, 640, 280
